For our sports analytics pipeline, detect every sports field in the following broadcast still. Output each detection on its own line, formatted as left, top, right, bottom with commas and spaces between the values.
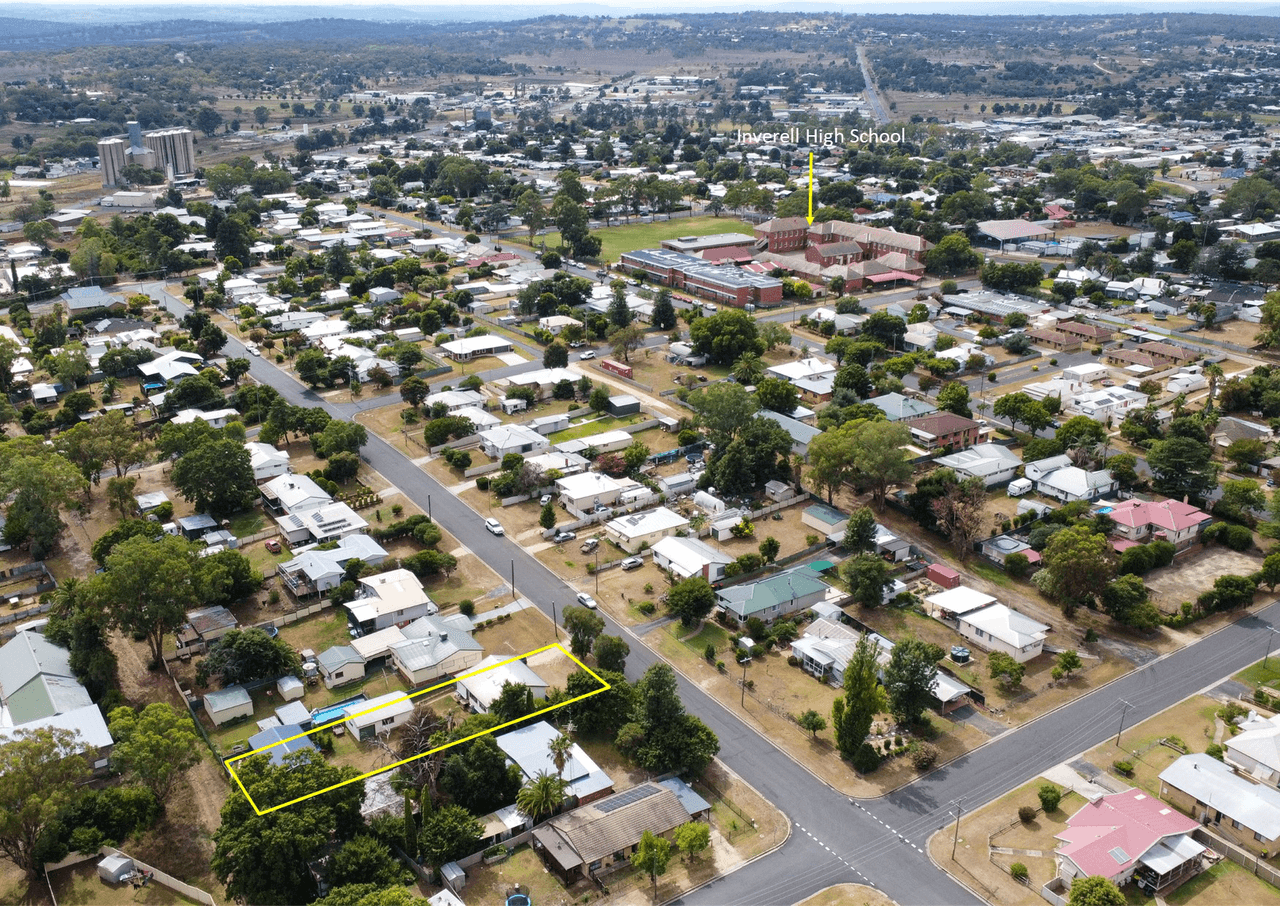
534, 215, 756, 263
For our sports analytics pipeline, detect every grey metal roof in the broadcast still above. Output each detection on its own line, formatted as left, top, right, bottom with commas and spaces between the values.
317, 645, 363, 672
0, 630, 73, 701
203, 685, 252, 713
247, 723, 316, 766
1160, 753, 1280, 839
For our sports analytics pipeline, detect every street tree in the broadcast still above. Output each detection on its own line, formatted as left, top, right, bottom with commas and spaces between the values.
544, 341, 569, 368
593, 634, 629, 673
562, 604, 605, 659
0, 728, 90, 876
935, 382, 972, 418
689, 309, 763, 365
651, 289, 677, 330
1055, 649, 1083, 679
610, 324, 645, 364
797, 709, 827, 738
107, 703, 202, 802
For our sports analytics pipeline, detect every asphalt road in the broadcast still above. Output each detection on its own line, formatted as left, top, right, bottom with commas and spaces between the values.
142, 279, 1280, 906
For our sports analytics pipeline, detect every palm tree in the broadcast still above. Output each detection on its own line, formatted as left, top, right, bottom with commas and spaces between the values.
1204, 363, 1224, 411
732, 352, 765, 385
548, 733, 573, 780
516, 772, 567, 823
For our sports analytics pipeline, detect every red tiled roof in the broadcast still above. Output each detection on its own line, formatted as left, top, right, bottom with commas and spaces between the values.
1056, 789, 1198, 881
1108, 499, 1210, 533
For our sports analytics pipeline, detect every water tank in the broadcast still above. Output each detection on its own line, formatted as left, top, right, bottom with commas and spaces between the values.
950, 646, 971, 664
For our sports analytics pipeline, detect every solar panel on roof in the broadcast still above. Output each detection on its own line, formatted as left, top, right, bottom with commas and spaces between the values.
595, 784, 659, 814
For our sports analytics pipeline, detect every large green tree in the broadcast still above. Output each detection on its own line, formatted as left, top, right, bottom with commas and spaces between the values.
92, 534, 203, 666
883, 639, 943, 726
562, 604, 605, 660
849, 420, 914, 510
689, 309, 764, 365
1067, 876, 1125, 906
831, 635, 886, 760
196, 628, 302, 687
418, 805, 482, 869
171, 437, 257, 516
666, 576, 716, 627
687, 383, 759, 450
107, 703, 202, 801
1033, 524, 1117, 613
0, 728, 90, 876
1147, 434, 1218, 502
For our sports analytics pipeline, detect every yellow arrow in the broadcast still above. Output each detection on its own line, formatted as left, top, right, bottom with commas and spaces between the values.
806, 152, 815, 225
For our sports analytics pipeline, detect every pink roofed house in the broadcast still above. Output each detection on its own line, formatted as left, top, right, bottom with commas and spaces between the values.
1106, 499, 1212, 551
1055, 789, 1204, 894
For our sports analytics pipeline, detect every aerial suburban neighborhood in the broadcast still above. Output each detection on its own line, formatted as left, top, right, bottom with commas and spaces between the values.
7, 7, 1280, 906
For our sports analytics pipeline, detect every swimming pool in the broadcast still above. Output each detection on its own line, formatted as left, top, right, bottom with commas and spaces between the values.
311, 694, 366, 727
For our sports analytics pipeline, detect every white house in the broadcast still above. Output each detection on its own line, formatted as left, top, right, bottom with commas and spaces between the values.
1106, 498, 1212, 551
344, 691, 414, 741
604, 507, 690, 554
1068, 386, 1148, 423
537, 315, 583, 335
934, 443, 1023, 487
1024, 455, 1118, 502
245, 441, 290, 482
317, 645, 365, 689
456, 656, 548, 713
389, 619, 484, 687
651, 536, 734, 582
956, 604, 1048, 662
441, 336, 514, 361
345, 569, 438, 633
766, 357, 837, 384
261, 473, 332, 516
555, 472, 627, 512
279, 535, 389, 595
479, 424, 549, 460
276, 501, 368, 546
1224, 711, 1280, 787
425, 389, 486, 413
172, 407, 239, 429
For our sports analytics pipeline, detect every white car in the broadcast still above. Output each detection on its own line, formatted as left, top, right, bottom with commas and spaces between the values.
484, 518, 504, 536
579, 350, 596, 360
576, 592, 598, 610
244, 341, 260, 356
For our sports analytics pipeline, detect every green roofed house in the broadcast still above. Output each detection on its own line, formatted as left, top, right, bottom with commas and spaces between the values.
716, 564, 833, 626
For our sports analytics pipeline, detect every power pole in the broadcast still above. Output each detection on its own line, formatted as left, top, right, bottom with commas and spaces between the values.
951, 798, 964, 861
1116, 699, 1133, 747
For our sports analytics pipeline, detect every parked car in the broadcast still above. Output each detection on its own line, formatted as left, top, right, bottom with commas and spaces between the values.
540, 494, 553, 506
553, 529, 577, 543
264, 539, 281, 553
569, 340, 586, 348
576, 592, 598, 609
244, 341, 260, 357
621, 557, 643, 571
581, 538, 599, 554
579, 350, 596, 360
484, 518, 505, 536
593, 504, 612, 515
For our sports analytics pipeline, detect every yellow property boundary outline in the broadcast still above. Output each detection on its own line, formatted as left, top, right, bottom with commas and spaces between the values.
225, 642, 610, 815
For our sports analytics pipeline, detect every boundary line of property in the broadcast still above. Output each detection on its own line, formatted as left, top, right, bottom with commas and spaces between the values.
225, 642, 610, 815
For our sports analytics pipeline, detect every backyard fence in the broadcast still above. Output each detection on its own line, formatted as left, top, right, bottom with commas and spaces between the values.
1193, 826, 1280, 889
42, 847, 218, 906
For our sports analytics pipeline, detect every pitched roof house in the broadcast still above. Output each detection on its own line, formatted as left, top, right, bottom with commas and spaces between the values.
717, 564, 832, 624
1107, 498, 1212, 550
1055, 788, 1202, 889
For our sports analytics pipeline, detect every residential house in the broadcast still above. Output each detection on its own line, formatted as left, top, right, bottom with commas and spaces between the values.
1224, 711, 1280, 787
138, 350, 203, 386
957, 604, 1049, 663
867, 392, 936, 422
1055, 788, 1204, 892
555, 472, 627, 512
1069, 387, 1148, 423
317, 645, 365, 689
555, 429, 636, 457
758, 410, 822, 457
275, 501, 368, 546
801, 503, 850, 541
1057, 320, 1115, 344
1026, 328, 1082, 352
903, 322, 939, 352
345, 569, 438, 633
424, 389, 486, 414
1211, 417, 1274, 459
766, 357, 837, 385
441, 336, 515, 361
903, 412, 982, 451
203, 686, 254, 727
245, 442, 290, 482
717, 564, 832, 625
923, 586, 998, 621
479, 424, 549, 460
261, 473, 332, 516
531, 782, 695, 883
1106, 498, 1212, 551
0, 630, 113, 769
651, 536, 734, 583
934, 443, 1023, 487
344, 691, 414, 741
604, 507, 690, 554
1160, 753, 1280, 855
279, 535, 389, 596
496, 720, 614, 805
389, 616, 484, 686
1024, 455, 1118, 502
456, 656, 548, 714
790, 618, 863, 685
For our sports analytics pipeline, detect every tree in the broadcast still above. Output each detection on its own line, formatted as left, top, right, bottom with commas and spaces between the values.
628, 664, 719, 774
0, 440, 88, 559
831, 635, 887, 759
1057, 416, 1106, 451
631, 829, 671, 891
1055, 649, 1083, 679
931, 476, 988, 559
296, 348, 330, 387
105, 475, 137, 521
212, 750, 365, 904
1218, 478, 1267, 525
667, 576, 716, 627
515, 771, 567, 822
418, 805, 482, 868
607, 280, 633, 328
611, 324, 645, 364
994, 392, 1049, 435
1260, 551, 1280, 592
935, 382, 972, 418
1035, 525, 1116, 613
652, 289, 677, 330
562, 604, 605, 659
732, 352, 766, 385
842, 507, 878, 554
797, 709, 827, 738
328, 836, 403, 889
926, 233, 983, 275
92, 534, 202, 666
883, 639, 943, 726
0, 728, 90, 876
759, 536, 781, 564
107, 703, 202, 801
1148, 432, 1219, 502
686, 383, 759, 450
756, 377, 800, 415
1108, 452, 1141, 490
849, 420, 914, 510
1226, 438, 1267, 472
197, 628, 301, 687
539, 500, 557, 530
315, 421, 368, 459
439, 735, 522, 812
841, 554, 892, 609
589, 385, 611, 413
689, 309, 763, 365
673, 821, 711, 862
988, 651, 1025, 689
1067, 876, 1125, 906
806, 422, 858, 504
172, 438, 257, 517
593, 634, 630, 673
544, 341, 569, 368
862, 312, 907, 349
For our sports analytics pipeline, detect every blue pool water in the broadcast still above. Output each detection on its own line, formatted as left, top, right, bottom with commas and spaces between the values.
311, 694, 366, 727
1096, 506, 1113, 514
